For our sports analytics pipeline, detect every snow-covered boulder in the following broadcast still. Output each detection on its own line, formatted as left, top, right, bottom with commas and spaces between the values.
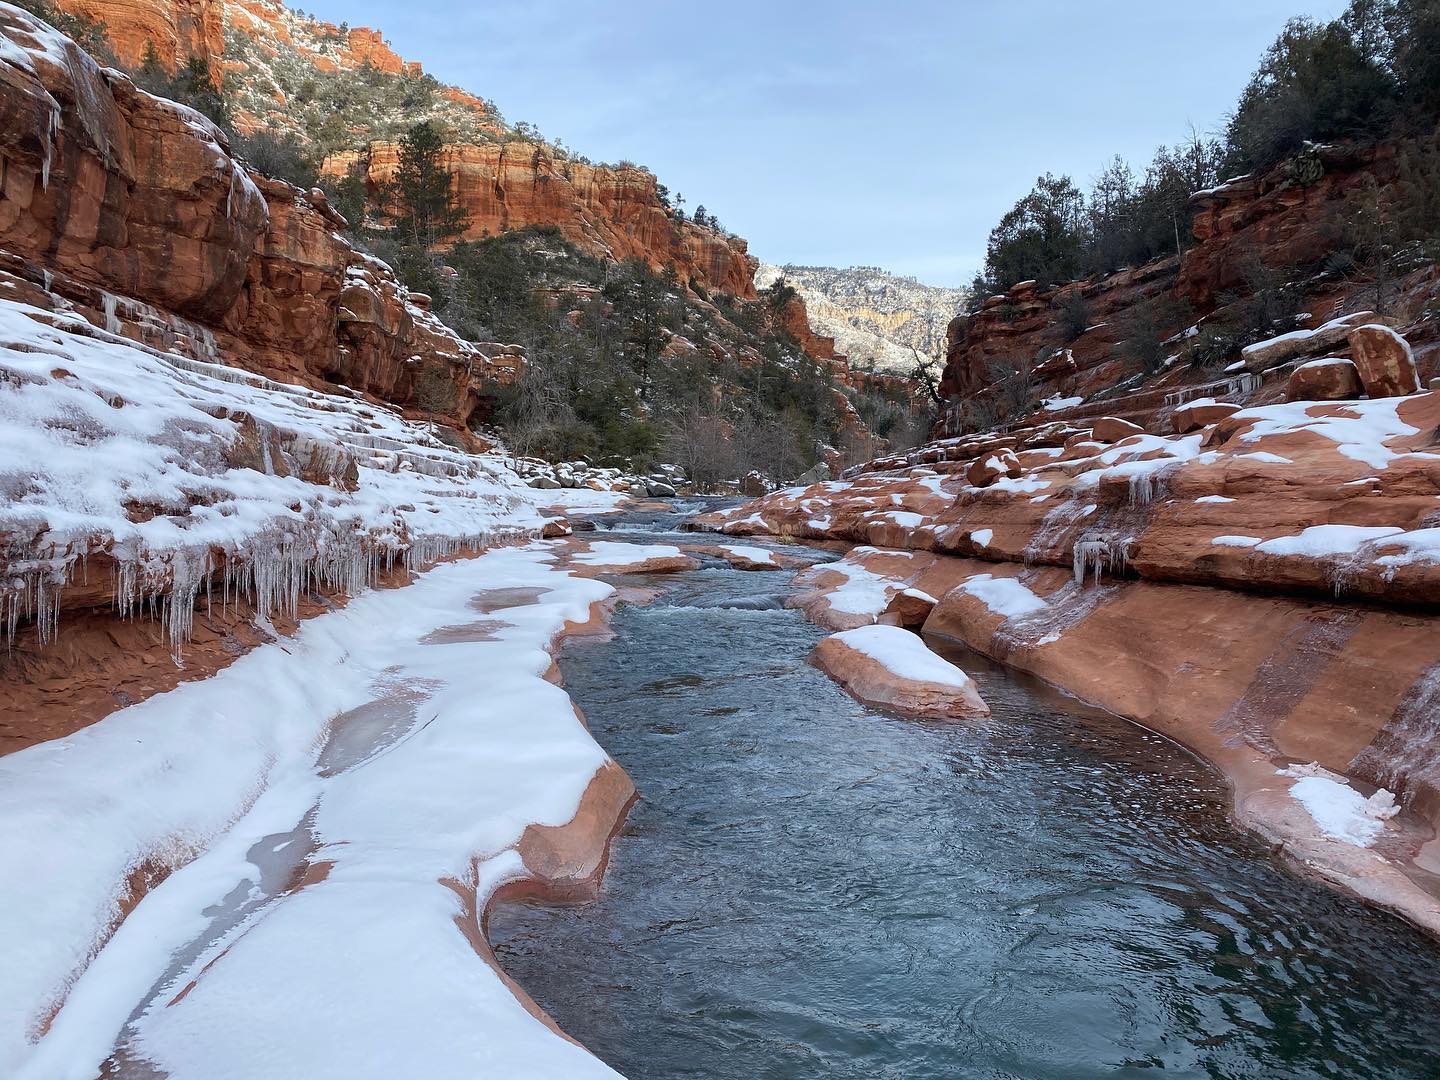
811, 624, 989, 718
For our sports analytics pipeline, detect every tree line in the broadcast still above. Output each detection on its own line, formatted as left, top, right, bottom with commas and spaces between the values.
971, 0, 1440, 300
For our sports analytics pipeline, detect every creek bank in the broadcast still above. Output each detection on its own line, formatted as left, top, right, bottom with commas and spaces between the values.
763, 542, 1440, 936
687, 382, 1440, 936
0, 530, 705, 1078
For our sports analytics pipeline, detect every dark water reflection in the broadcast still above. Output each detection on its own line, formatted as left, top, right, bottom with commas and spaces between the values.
490, 509, 1440, 1079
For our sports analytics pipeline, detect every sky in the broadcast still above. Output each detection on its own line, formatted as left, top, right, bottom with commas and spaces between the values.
299, 0, 1344, 287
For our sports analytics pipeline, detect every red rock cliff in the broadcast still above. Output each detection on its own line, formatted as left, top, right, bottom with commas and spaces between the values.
56, 0, 225, 69
52, 0, 760, 302
324, 142, 758, 300
938, 141, 1439, 434
0, 3, 516, 436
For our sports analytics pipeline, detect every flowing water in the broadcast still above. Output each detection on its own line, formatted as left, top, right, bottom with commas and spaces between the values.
490, 500, 1440, 1079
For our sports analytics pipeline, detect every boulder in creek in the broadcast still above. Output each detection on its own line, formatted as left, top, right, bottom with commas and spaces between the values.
646, 480, 678, 497
811, 625, 990, 719
528, 475, 562, 490
795, 462, 834, 486
740, 471, 771, 497
879, 588, 937, 629
1348, 325, 1420, 398
1286, 357, 1364, 402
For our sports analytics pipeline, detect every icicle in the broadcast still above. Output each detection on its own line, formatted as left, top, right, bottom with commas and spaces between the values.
1072, 537, 1133, 585
1128, 471, 1158, 507
102, 292, 120, 335
40, 103, 59, 190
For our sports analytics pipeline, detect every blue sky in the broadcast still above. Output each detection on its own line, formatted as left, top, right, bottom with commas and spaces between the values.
299, 0, 1343, 286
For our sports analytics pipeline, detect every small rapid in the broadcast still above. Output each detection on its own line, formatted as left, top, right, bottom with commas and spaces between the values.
490, 501, 1440, 1079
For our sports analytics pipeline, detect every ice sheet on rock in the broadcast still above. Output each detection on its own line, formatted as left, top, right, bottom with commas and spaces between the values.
970, 529, 994, 547
0, 547, 617, 1078
1237, 451, 1294, 465
830, 624, 977, 689
1212, 535, 1263, 547
955, 574, 1048, 619
1281, 765, 1399, 847
571, 541, 684, 566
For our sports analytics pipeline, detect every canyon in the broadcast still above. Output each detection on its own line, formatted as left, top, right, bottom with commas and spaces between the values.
2, 0, 1440, 1076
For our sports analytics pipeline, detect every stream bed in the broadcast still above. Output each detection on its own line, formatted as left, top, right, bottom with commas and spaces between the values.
490, 501, 1440, 1078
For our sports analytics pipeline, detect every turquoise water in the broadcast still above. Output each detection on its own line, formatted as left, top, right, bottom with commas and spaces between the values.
490, 505, 1440, 1078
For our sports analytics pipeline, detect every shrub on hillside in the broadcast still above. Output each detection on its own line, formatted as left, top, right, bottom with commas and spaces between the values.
232, 128, 320, 188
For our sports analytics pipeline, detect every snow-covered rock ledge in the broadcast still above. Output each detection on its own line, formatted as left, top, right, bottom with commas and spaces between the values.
0, 296, 550, 652
811, 624, 990, 719
0, 543, 634, 1077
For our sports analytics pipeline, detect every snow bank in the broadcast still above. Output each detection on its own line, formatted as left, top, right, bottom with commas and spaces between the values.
821, 558, 905, 616
1256, 524, 1403, 558
523, 487, 631, 515
954, 574, 1047, 619
1, 546, 620, 1078
714, 543, 778, 567
571, 540, 686, 567
1230, 398, 1421, 470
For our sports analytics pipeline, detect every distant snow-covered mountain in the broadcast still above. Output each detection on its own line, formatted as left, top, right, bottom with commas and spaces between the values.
755, 264, 967, 375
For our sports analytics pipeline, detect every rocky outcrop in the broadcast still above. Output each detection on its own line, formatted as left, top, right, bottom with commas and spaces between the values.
324, 142, 758, 299
773, 290, 837, 361
0, 4, 518, 435
756, 263, 966, 375
1179, 143, 1403, 308
936, 142, 1440, 439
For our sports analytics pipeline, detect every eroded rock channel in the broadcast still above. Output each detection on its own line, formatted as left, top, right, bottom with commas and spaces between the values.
493, 501, 1440, 1079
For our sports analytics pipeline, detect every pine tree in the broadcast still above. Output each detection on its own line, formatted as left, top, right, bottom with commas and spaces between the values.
134, 42, 169, 96
388, 121, 469, 248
